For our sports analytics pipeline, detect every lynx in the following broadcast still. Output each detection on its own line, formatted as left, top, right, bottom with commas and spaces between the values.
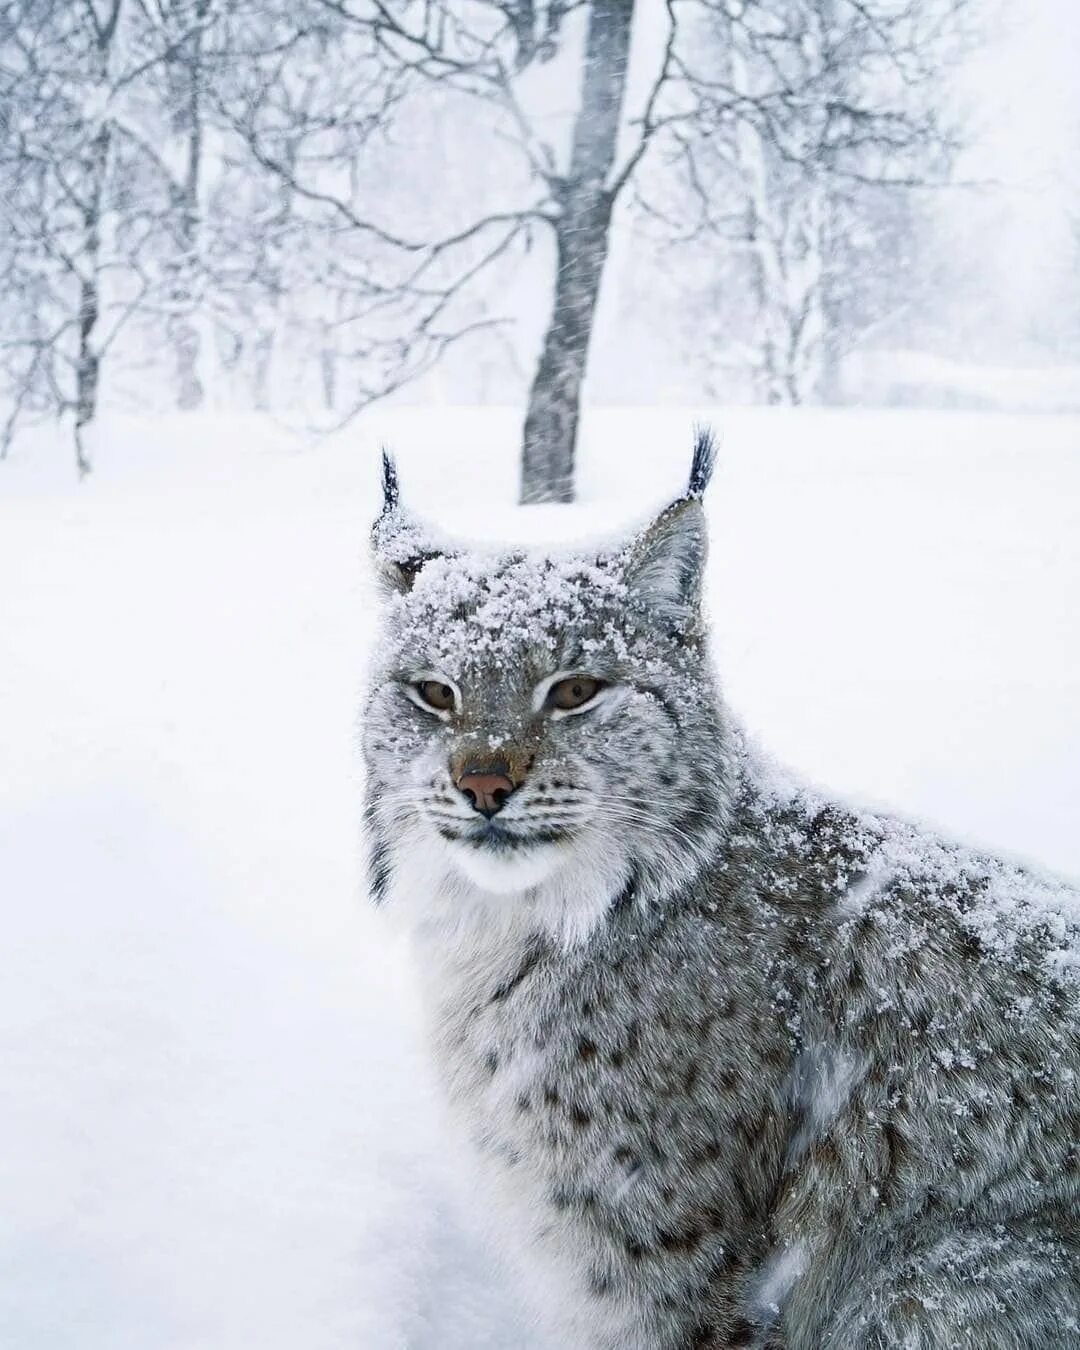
361, 434, 1080, 1349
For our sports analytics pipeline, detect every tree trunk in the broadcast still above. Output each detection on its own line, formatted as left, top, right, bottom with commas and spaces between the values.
75, 272, 100, 477
168, 0, 207, 411
73, 0, 122, 477
519, 0, 635, 505
75, 123, 110, 478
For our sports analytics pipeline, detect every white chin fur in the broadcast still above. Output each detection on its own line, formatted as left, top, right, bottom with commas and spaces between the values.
445, 838, 571, 894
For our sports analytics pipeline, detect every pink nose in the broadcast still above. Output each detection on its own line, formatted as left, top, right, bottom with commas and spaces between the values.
456, 764, 516, 817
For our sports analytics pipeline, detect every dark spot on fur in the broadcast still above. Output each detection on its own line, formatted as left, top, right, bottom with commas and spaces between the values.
764, 1041, 790, 1069
515, 1093, 531, 1114
609, 1049, 625, 1069
570, 1105, 591, 1128
640, 683, 681, 727
625, 1239, 648, 1260
614, 1146, 638, 1168
685, 1064, 700, 1092
369, 837, 392, 905
484, 1050, 498, 1075
909, 1006, 931, 1035
561, 1193, 602, 1215
846, 962, 868, 996
578, 1037, 598, 1063
491, 943, 543, 1003
658, 1225, 702, 1254
613, 869, 638, 912
881, 1120, 905, 1186
589, 1269, 613, 1297
530, 828, 572, 846
727, 1316, 757, 1346
731, 1171, 756, 1221
685, 1326, 719, 1350
954, 928, 983, 961
708, 1243, 736, 1272
672, 796, 712, 845
543, 1084, 560, 1106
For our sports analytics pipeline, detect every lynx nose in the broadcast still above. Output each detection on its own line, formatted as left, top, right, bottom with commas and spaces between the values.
456, 762, 516, 818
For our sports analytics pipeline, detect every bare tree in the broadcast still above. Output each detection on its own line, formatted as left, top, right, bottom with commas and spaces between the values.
215, 1, 679, 501
0, 0, 215, 470
159, 0, 213, 411
651, 0, 966, 405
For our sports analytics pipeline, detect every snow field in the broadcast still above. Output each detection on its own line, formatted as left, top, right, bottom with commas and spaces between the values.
1, 406, 1078, 1347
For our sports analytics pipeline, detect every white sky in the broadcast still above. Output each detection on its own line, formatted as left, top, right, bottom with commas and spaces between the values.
966, 0, 1079, 187
956, 0, 1080, 327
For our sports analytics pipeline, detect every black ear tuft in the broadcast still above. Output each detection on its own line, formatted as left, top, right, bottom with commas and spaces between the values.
380, 447, 400, 517
370, 447, 446, 597
687, 426, 717, 500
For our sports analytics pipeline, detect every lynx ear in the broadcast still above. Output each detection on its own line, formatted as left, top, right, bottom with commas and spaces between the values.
370, 448, 444, 596
623, 428, 716, 622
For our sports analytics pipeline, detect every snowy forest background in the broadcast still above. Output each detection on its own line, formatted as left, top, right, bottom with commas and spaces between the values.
2, 0, 1080, 492
2, 5, 1080, 1349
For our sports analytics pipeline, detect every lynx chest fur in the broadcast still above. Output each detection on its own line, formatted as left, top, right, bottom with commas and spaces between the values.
362, 439, 1080, 1350
419, 872, 795, 1349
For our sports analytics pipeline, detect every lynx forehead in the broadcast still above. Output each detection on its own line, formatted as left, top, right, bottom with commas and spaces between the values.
360, 433, 1080, 1350
390, 551, 633, 670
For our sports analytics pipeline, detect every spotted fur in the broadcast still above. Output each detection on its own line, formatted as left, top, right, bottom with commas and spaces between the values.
361, 440, 1080, 1349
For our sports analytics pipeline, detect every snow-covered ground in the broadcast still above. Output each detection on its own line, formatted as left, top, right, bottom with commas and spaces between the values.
2, 407, 1079, 1348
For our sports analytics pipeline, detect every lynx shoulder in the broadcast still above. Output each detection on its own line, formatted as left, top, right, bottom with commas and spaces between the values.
362, 436, 1080, 1349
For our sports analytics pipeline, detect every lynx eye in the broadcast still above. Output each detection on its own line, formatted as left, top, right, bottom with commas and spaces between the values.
412, 679, 457, 713
548, 675, 603, 713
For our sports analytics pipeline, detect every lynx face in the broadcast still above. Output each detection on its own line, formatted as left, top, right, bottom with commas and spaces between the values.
362, 438, 729, 938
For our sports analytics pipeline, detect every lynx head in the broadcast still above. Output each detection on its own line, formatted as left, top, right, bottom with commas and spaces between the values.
362, 432, 733, 945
